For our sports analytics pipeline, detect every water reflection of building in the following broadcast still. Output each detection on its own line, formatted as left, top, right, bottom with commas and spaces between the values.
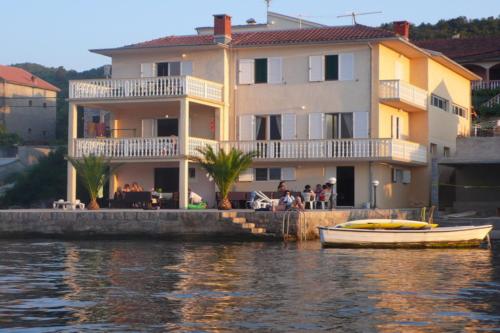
360, 249, 494, 332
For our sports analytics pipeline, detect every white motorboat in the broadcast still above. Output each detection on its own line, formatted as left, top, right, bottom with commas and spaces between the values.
318, 224, 493, 248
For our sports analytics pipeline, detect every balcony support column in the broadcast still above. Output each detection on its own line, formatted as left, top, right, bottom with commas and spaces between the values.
179, 98, 190, 209
67, 102, 78, 202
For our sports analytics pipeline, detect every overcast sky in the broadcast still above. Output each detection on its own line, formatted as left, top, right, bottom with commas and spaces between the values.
1, 0, 498, 71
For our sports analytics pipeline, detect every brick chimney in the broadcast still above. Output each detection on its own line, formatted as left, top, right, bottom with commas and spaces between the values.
213, 14, 232, 44
393, 21, 410, 40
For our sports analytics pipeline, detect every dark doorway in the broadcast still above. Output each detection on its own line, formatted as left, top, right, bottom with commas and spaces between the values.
157, 119, 178, 137
154, 168, 179, 193
337, 166, 355, 206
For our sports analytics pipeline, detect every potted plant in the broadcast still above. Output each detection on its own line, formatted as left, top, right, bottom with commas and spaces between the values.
67, 155, 119, 210
191, 146, 255, 210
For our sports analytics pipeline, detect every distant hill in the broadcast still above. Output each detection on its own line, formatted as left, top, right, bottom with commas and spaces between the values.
11, 63, 106, 141
381, 15, 500, 40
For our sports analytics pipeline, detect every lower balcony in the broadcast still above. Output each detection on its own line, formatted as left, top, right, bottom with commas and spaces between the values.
73, 137, 217, 160
72, 137, 427, 165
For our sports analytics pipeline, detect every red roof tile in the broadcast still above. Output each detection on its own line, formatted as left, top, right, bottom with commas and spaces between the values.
0, 65, 60, 92
415, 37, 500, 62
123, 25, 397, 50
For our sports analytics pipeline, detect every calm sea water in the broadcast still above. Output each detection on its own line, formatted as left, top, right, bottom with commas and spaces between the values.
0, 240, 499, 332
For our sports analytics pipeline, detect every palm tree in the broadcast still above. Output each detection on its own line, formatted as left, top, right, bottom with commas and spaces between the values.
67, 155, 119, 210
191, 146, 255, 210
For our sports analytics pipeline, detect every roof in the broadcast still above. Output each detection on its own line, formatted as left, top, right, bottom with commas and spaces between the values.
0, 65, 60, 92
415, 37, 500, 63
94, 25, 397, 53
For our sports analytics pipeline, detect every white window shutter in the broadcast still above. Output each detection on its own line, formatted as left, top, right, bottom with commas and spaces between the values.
339, 53, 354, 81
140, 63, 156, 78
141, 119, 156, 137
180, 61, 193, 76
281, 167, 296, 181
353, 112, 369, 138
309, 55, 324, 82
267, 57, 283, 84
281, 113, 296, 140
239, 115, 255, 140
238, 168, 254, 182
402, 170, 411, 184
395, 61, 402, 80
308, 113, 324, 139
238, 59, 255, 84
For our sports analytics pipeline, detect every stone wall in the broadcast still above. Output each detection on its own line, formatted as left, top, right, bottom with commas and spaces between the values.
244, 208, 420, 240
0, 208, 421, 240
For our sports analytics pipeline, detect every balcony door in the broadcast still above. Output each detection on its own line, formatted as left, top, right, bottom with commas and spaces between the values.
255, 115, 281, 158
336, 166, 355, 207
157, 119, 178, 137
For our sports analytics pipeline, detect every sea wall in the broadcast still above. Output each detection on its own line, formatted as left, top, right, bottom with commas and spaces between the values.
0, 208, 421, 240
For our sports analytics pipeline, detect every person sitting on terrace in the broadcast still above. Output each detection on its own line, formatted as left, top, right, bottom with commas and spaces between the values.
277, 181, 288, 195
123, 184, 131, 192
188, 188, 203, 204
279, 190, 295, 210
319, 185, 330, 202
315, 184, 322, 198
131, 182, 143, 192
114, 187, 124, 201
302, 185, 316, 201
293, 196, 305, 211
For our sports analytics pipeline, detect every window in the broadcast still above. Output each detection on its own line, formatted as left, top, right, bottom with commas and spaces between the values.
92, 115, 100, 123
452, 104, 468, 119
392, 168, 411, 184
255, 115, 281, 140
325, 55, 339, 81
157, 62, 180, 76
254, 58, 268, 84
188, 167, 196, 180
431, 94, 449, 111
391, 116, 401, 139
430, 143, 437, 157
43, 102, 47, 108
255, 168, 282, 181
325, 113, 353, 139
309, 53, 354, 82
443, 147, 450, 157
42, 130, 46, 137
238, 58, 282, 85
28, 100, 32, 107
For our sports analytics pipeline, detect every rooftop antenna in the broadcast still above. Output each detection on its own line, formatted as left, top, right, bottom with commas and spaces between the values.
337, 11, 382, 25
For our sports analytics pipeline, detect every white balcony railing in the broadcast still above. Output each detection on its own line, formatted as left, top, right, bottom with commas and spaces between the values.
72, 137, 427, 164
472, 80, 500, 91
69, 75, 223, 102
379, 80, 428, 110
73, 137, 179, 159
219, 138, 427, 164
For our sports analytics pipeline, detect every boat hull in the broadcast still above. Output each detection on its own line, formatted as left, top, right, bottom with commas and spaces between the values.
319, 225, 493, 248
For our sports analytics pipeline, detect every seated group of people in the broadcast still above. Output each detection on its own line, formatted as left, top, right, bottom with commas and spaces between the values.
276, 181, 335, 211
114, 182, 144, 200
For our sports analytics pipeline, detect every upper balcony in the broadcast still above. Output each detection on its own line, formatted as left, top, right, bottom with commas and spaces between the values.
69, 76, 224, 104
379, 80, 428, 112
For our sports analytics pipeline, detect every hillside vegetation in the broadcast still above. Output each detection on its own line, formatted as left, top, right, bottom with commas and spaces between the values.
381, 15, 500, 40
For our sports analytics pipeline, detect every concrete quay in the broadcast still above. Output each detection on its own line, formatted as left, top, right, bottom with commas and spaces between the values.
0, 208, 421, 240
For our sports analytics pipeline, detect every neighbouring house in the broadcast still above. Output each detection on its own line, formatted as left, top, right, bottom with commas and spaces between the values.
0, 65, 59, 143
416, 37, 500, 90
66, 12, 479, 209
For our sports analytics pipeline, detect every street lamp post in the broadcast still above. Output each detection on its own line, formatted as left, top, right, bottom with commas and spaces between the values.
327, 177, 337, 209
372, 180, 380, 209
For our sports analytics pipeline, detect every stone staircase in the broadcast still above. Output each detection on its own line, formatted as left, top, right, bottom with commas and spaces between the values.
482, 92, 500, 108
221, 212, 272, 238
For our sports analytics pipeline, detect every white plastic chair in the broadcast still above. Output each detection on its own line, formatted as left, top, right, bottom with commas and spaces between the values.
302, 192, 315, 210
318, 192, 331, 210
